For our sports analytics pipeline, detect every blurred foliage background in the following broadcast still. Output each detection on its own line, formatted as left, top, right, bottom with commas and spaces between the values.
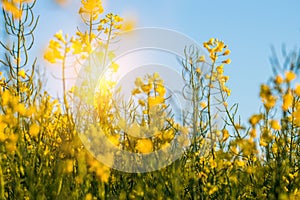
0, 0, 300, 199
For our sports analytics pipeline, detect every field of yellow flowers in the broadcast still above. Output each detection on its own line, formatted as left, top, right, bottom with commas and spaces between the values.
0, 0, 300, 199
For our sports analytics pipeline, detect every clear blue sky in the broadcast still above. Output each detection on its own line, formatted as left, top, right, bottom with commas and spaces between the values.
34, 0, 300, 121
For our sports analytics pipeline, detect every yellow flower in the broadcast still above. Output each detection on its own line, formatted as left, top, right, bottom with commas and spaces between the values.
162, 129, 175, 141
108, 134, 120, 146
271, 143, 278, 154
5, 142, 17, 153
249, 114, 263, 126
71, 37, 83, 54
136, 139, 153, 153
200, 101, 207, 108
270, 120, 281, 131
109, 62, 119, 72
65, 159, 74, 173
134, 77, 144, 87
219, 75, 229, 83
209, 52, 217, 62
294, 108, 300, 126
2, 90, 12, 106
249, 128, 256, 138
264, 95, 277, 110
18, 69, 26, 79
141, 84, 152, 93
216, 65, 224, 74
195, 67, 201, 74
29, 123, 40, 137
282, 91, 293, 111
274, 75, 283, 85
203, 43, 211, 51
79, 0, 104, 19
209, 158, 217, 168
223, 87, 231, 96
197, 55, 205, 63
54, 30, 66, 44
295, 84, 300, 96
2, 0, 24, 19
223, 102, 228, 107
214, 41, 225, 52
223, 49, 231, 56
260, 84, 271, 98
85, 193, 93, 200
148, 96, 164, 108
222, 129, 229, 141
44, 39, 64, 63
138, 99, 145, 107
285, 71, 296, 82
259, 135, 268, 147
0, 132, 7, 143
16, 103, 27, 116
208, 38, 215, 45
131, 88, 141, 95
156, 84, 166, 97
236, 160, 245, 167
222, 58, 231, 64
113, 15, 123, 23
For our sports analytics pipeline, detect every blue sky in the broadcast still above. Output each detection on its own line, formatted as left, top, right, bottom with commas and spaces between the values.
34, 0, 300, 121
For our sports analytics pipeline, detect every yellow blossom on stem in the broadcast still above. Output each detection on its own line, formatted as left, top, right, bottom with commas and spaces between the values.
200, 101, 207, 109
222, 58, 231, 64
270, 120, 281, 131
162, 129, 175, 141
85, 193, 93, 200
2, 0, 32, 19
29, 123, 40, 137
18, 69, 26, 79
249, 114, 263, 126
54, 30, 66, 44
209, 158, 217, 168
208, 38, 215, 45
223, 49, 231, 56
249, 128, 256, 138
264, 95, 277, 110
294, 108, 300, 126
216, 65, 224, 74
274, 75, 283, 85
285, 71, 296, 83
222, 129, 230, 141
109, 62, 119, 72
134, 77, 143, 87
136, 139, 153, 153
79, 0, 104, 19
282, 91, 293, 111
195, 67, 201, 74
295, 84, 300, 96
44, 38, 64, 64
156, 84, 166, 97
259, 138, 268, 147
197, 55, 205, 63
141, 84, 152, 93
138, 99, 145, 107
260, 84, 277, 110
131, 88, 141, 96
148, 96, 164, 108
65, 159, 74, 173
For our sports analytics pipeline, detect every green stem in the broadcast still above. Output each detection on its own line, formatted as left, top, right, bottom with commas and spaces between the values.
16, 3, 23, 96
102, 18, 113, 69
0, 156, 5, 200
207, 59, 215, 159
